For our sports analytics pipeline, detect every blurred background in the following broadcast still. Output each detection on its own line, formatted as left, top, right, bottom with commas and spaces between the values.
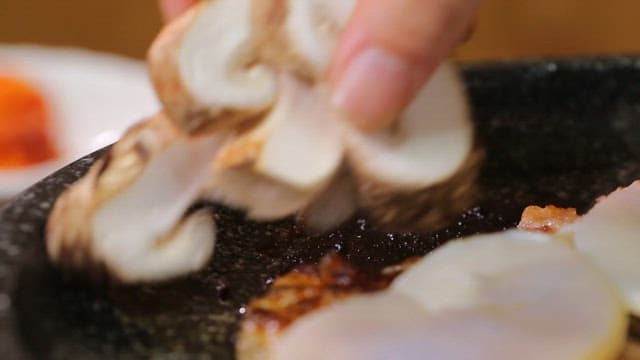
2, 0, 640, 61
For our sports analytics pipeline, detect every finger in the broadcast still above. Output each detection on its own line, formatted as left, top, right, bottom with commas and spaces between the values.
160, 0, 198, 22
329, 0, 479, 131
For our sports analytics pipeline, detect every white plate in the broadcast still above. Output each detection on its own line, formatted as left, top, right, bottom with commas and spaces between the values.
0, 44, 160, 198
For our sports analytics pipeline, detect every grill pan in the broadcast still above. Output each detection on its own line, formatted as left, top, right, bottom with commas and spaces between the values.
1, 58, 640, 359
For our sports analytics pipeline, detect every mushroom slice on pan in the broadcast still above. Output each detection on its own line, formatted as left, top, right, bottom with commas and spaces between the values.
251, 74, 344, 190
148, 0, 277, 134
239, 231, 626, 360
46, 113, 222, 283
204, 166, 318, 221
204, 166, 357, 229
204, 74, 344, 220
297, 171, 358, 232
346, 63, 480, 231
214, 73, 343, 190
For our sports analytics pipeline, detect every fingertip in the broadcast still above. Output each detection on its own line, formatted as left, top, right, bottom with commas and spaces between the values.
330, 47, 416, 132
328, 0, 479, 130
160, 0, 197, 22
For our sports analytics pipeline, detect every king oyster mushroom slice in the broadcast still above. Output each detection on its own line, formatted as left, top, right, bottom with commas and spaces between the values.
254, 0, 356, 79
204, 166, 357, 231
46, 113, 222, 283
149, 0, 476, 231
204, 166, 318, 221
297, 171, 358, 232
345, 62, 480, 231
203, 73, 344, 221
213, 73, 344, 190
265, 231, 626, 360
148, 0, 277, 134
251, 74, 344, 190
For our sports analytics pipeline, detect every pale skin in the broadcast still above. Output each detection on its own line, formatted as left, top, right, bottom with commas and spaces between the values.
160, 0, 479, 131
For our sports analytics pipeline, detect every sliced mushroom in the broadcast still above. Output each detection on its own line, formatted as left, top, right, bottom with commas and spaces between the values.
149, 0, 277, 134
150, 0, 477, 231
213, 73, 344, 190
346, 63, 481, 231
253, 75, 344, 190
47, 0, 480, 284
285, 0, 355, 71
148, 0, 357, 133
257, 0, 356, 79
203, 74, 344, 220
297, 171, 358, 232
46, 113, 222, 282
204, 166, 318, 221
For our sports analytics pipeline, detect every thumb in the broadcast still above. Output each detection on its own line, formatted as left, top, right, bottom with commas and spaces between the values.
329, 0, 478, 131
160, 0, 198, 22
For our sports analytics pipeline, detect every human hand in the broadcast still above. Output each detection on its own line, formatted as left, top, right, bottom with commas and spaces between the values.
159, 0, 479, 131
159, 0, 197, 22
329, 0, 479, 131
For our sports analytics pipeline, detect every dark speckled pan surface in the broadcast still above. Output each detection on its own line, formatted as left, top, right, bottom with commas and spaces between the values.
1, 58, 640, 359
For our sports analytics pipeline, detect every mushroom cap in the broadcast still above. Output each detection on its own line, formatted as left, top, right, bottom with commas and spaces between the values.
568, 180, 640, 316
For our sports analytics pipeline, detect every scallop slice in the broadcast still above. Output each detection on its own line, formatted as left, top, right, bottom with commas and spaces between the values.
568, 180, 640, 316
270, 231, 627, 360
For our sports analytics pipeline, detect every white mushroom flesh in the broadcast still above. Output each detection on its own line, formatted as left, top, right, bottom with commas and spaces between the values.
283, 0, 356, 76
92, 135, 221, 282
346, 62, 474, 188
46, 115, 223, 283
254, 74, 344, 190
297, 172, 358, 232
179, 0, 276, 115
205, 167, 317, 221
154, 0, 476, 230
48, 0, 478, 282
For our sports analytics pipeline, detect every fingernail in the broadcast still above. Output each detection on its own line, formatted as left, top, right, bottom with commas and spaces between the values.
331, 47, 414, 131
160, 0, 193, 22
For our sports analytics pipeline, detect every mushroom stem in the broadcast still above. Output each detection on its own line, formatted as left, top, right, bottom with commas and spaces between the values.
46, 113, 223, 283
